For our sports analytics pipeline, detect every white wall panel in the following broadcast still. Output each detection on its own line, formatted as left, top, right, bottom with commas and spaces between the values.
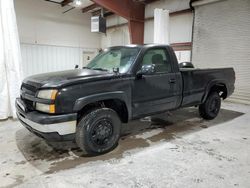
106, 15, 127, 27
169, 13, 193, 43
175, 51, 191, 63
144, 20, 154, 44
21, 43, 96, 77
192, 0, 250, 104
101, 0, 191, 48
144, 12, 193, 44
102, 12, 192, 48
145, 0, 190, 18
101, 26, 130, 48
14, 0, 101, 48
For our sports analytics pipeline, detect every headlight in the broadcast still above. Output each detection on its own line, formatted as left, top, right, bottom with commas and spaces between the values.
36, 103, 55, 113
37, 89, 58, 100
36, 89, 57, 113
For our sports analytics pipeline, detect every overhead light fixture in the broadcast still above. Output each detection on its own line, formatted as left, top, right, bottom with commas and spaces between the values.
75, 0, 82, 6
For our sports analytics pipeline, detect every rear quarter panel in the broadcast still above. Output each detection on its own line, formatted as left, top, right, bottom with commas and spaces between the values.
181, 68, 235, 107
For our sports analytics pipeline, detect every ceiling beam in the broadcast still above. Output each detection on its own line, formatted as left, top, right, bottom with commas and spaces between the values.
104, 12, 114, 17
61, 0, 73, 7
91, 9, 114, 17
133, 0, 159, 4
44, 0, 61, 5
144, 0, 160, 4
82, 3, 99, 13
91, 0, 144, 21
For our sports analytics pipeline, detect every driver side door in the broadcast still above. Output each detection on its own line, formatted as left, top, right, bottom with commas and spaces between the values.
132, 47, 178, 118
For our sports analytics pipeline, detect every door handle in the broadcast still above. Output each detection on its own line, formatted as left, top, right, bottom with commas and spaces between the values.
169, 78, 176, 84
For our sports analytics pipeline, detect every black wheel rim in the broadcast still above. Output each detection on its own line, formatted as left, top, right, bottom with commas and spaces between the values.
90, 118, 113, 146
209, 97, 220, 115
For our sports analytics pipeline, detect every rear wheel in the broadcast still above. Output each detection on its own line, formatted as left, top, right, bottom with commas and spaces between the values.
76, 108, 121, 155
199, 92, 221, 120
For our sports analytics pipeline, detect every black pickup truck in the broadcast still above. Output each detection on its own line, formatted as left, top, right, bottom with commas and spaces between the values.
16, 44, 235, 154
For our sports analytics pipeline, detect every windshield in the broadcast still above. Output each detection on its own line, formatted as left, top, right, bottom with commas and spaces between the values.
86, 47, 140, 73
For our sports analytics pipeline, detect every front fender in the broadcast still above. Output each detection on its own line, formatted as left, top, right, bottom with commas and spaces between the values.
73, 91, 131, 118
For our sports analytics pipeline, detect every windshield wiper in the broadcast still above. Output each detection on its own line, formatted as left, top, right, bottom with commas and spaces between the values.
92, 68, 108, 71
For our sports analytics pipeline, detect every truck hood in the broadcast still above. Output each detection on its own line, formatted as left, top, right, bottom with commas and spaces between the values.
23, 69, 113, 88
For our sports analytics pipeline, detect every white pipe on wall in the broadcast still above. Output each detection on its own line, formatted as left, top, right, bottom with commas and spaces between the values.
154, 8, 170, 44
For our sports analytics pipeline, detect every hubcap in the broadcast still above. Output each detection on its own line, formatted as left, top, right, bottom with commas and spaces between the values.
90, 118, 113, 146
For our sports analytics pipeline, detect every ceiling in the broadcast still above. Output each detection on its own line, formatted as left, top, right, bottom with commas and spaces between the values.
44, 0, 159, 16
49, 0, 94, 8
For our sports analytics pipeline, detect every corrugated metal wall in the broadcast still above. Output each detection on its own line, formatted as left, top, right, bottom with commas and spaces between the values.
21, 43, 97, 77
192, 0, 250, 104
175, 51, 191, 63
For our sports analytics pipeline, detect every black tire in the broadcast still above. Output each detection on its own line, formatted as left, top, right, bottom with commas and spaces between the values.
76, 108, 121, 155
199, 92, 221, 120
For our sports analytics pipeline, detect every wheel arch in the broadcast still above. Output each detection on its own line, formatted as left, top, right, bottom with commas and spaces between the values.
73, 91, 131, 123
202, 80, 228, 103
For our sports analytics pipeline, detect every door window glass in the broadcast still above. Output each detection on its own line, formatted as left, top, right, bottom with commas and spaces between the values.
142, 49, 171, 73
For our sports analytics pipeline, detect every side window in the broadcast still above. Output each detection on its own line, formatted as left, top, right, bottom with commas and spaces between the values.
142, 48, 171, 73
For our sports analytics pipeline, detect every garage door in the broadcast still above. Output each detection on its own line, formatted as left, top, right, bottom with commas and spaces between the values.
192, 0, 250, 104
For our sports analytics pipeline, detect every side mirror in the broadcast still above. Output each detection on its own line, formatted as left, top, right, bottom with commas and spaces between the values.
136, 64, 155, 78
179, 62, 194, 68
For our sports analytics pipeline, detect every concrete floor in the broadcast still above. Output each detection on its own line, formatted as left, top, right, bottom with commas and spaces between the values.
0, 102, 250, 188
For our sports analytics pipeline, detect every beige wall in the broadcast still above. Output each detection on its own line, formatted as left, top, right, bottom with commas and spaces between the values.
101, 0, 192, 48
145, 0, 190, 18
14, 0, 101, 49
144, 12, 193, 44
14, 0, 100, 76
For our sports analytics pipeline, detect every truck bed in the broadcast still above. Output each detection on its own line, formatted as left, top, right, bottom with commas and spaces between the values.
180, 68, 235, 107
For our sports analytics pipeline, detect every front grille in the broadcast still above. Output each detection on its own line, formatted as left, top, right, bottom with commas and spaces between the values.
21, 83, 37, 96
21, 83, 38, 111
23, 98, 35, 111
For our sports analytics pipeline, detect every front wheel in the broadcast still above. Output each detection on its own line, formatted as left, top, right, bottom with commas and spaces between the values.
199, 92, 221, 120
76, 108, 121, 155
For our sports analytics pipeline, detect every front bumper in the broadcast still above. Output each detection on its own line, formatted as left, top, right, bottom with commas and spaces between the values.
16, 98, 77, 141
